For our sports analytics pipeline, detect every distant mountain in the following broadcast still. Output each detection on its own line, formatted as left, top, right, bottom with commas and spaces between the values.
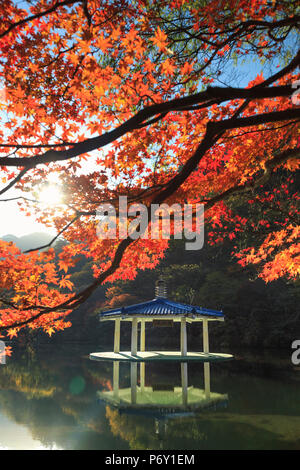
1, 232, 54, 252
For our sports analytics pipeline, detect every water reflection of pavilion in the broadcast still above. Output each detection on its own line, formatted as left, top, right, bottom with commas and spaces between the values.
97, 362, 228, 419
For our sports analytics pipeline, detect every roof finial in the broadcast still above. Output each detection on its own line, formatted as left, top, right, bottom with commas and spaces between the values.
155, 276, 167, 298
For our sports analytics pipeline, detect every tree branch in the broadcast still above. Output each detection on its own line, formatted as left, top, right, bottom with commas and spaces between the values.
0, 0, 80, 39
0, 85, 295, 168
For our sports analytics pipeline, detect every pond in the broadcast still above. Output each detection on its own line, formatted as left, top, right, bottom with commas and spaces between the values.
0, 344, 299, 450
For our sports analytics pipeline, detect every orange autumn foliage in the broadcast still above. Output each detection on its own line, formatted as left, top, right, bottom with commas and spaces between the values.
0, 0, 298, 337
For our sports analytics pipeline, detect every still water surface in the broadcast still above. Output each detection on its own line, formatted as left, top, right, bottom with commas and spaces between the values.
0, 344, 299, 450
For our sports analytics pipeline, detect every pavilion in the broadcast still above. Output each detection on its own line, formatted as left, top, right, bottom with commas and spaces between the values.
90, 278, 233, 362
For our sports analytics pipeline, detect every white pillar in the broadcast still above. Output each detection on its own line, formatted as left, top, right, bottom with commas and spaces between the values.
130, 362, 138, 404
140, 362, 145, 391
180, 317, 187, 356
140, 320, 145, 390
181, 362, 188, 406
203, 319, 209, 354
204, 362, 211, 399
140, 320, 145, 352
131, 317, 138, 355
113, 361, 120, 399
114, 318, 121, 353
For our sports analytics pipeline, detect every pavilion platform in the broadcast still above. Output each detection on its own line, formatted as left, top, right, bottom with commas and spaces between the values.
90, 351, 233, 362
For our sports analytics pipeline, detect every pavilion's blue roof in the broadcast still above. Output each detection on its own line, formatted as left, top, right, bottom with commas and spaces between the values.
99, 297, 223, 318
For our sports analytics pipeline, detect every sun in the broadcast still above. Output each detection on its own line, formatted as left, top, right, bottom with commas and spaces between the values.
38, 184, 63, 206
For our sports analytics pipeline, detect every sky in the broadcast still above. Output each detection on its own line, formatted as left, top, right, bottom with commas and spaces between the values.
0, 196, 51, 237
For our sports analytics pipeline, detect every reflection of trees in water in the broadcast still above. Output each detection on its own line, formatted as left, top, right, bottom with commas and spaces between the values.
105, 404, 300, 450
103, 361, 300, 450
0, 362, 57, 399
106, 407, 159, 450
106, 405, 226, 450
0, 389, 78, 448
0, 349, 117, 449
1, 350, 300, 450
